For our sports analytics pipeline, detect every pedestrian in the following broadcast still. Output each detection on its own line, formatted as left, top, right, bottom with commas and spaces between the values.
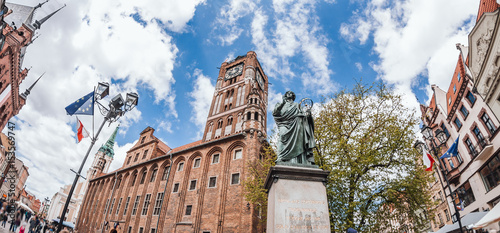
19, 225, 26, 233
28, 215, 38, 233
1, 211, 7, 227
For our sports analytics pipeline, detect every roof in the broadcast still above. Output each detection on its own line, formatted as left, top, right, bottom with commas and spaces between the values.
4, 2, 35, 28
171, 140, 203, 153
445, 54, 467, 117
477, 0, 500, 22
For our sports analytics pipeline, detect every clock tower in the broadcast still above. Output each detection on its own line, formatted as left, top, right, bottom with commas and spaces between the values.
203, 51, 268, 142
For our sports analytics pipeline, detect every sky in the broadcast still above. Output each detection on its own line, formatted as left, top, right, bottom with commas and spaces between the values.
2, 0, 479, 202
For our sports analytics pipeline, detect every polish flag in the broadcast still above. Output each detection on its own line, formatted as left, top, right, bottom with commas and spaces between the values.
77, 117, 90, 143
423, 148, 435, 171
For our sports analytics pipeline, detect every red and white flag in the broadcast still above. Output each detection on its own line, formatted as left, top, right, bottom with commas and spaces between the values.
76, 117, 90, 143
422, 148, 435, 171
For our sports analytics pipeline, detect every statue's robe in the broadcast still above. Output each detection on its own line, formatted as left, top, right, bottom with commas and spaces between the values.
272, 100, 315, 162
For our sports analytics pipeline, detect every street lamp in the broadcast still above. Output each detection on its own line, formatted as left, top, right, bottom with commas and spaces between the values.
57, 84, 138, 232
415, 125, 463, 233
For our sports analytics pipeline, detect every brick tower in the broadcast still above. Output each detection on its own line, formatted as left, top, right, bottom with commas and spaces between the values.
203, 51, 268, 142
0, 1, 65, 131
87, 126, 119, 180
77, 51, 269, 233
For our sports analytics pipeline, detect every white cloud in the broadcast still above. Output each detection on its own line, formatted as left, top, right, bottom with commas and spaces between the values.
340, 0, 477, 109
9, 0, 204, 200
250, 0, 337, 95
355, 62, 363, 71
214, 0, 260, 45
188, 69, 215, 138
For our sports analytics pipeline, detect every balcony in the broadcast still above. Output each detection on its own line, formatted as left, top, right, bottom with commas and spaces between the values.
475, 138, 494, 161
446, 167, 461, 185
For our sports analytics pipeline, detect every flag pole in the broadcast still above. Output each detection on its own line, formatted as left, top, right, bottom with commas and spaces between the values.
92, 86, 95, 139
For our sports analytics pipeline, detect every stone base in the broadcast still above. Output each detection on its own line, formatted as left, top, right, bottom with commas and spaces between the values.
265, 165, 331, 233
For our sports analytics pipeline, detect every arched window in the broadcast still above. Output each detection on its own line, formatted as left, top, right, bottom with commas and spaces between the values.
247, 112, 251, 120
139, 170, 147, 184
227, 117, 233, 126
254, 112, 259, 121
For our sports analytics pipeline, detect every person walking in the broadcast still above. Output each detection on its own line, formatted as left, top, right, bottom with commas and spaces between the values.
1, 211, 7, 228
28, 215, 38, 233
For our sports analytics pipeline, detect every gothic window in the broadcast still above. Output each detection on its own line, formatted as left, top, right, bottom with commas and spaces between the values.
173, 183, 180, 193
208, 177, 217, 188
231, 173, 240, 185
142, 149, 149, 159
153, 192, 164, 215
457, 73, 461, 81
229, 103, 232, 109
131, 173, 137, 186
141, 136, 146, 144
134, 153, 139, 162
254, 112, 259, 121
212, 154, 220, 164
453, 85, 456, 93
227, 117, 233, 126
178, 162, 184, 171
161, 166, 170, 180
123, 197, 130, 215
217, 120, 223, 129
131, 195, 140, 215
189, 180, 197, 190
247, 112, 251, 120
185, 205, 192, 215
126, 156, 132, 165
193, 158, 201, 168
234, 149, 242, 160
141, 194, 151, 215
150, 168, 157, 182
481, 112, 497, 134
140, 170, 147, 184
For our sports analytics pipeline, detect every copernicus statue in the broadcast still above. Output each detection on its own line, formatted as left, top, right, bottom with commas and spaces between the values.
272, 91, 316, 165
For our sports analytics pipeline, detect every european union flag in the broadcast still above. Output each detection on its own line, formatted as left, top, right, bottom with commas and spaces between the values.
65, 91, 94, 115
440, 135, 460, 159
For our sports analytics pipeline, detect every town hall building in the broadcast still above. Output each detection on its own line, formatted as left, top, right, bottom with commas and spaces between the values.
76, 51, 268, 233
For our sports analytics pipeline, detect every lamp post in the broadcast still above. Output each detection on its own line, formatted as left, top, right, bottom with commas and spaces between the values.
57, 83, 138, 232
414, 125, 463, 233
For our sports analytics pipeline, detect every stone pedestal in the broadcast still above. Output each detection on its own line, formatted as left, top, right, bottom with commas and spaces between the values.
265, 165, 331, 233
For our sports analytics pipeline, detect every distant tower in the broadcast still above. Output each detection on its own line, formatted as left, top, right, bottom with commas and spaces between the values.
203, 51, 268, 142
87, 126, 119, 179
0, 1, 65, 131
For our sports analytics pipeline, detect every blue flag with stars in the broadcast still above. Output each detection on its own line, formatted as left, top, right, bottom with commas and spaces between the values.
440, 135, 460, 159
65, 91, 94, 115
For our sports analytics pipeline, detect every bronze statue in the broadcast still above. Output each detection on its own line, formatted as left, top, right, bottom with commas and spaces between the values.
272, 91, 315, 165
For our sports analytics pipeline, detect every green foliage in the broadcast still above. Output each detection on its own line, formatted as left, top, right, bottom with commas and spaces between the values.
314, 81, 433, 232
243, 141, 276, 227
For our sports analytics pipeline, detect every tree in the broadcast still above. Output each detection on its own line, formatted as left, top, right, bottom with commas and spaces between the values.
314, 81, 433, 232
243, 141, 276, 232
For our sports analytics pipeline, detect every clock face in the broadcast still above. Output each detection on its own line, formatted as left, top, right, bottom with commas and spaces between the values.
224, 64, 243, 80
256, 71, 264, 90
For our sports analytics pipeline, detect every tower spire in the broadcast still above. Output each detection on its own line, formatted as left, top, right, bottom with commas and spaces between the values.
20, 72, 45, 100
98, 125, 119, 158
32, 4, 65, 30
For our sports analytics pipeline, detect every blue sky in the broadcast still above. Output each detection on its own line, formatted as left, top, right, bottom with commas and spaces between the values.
4, 0, 478, 201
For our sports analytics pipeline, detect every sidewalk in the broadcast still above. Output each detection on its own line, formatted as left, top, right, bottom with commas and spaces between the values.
0, 216, 29, 233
